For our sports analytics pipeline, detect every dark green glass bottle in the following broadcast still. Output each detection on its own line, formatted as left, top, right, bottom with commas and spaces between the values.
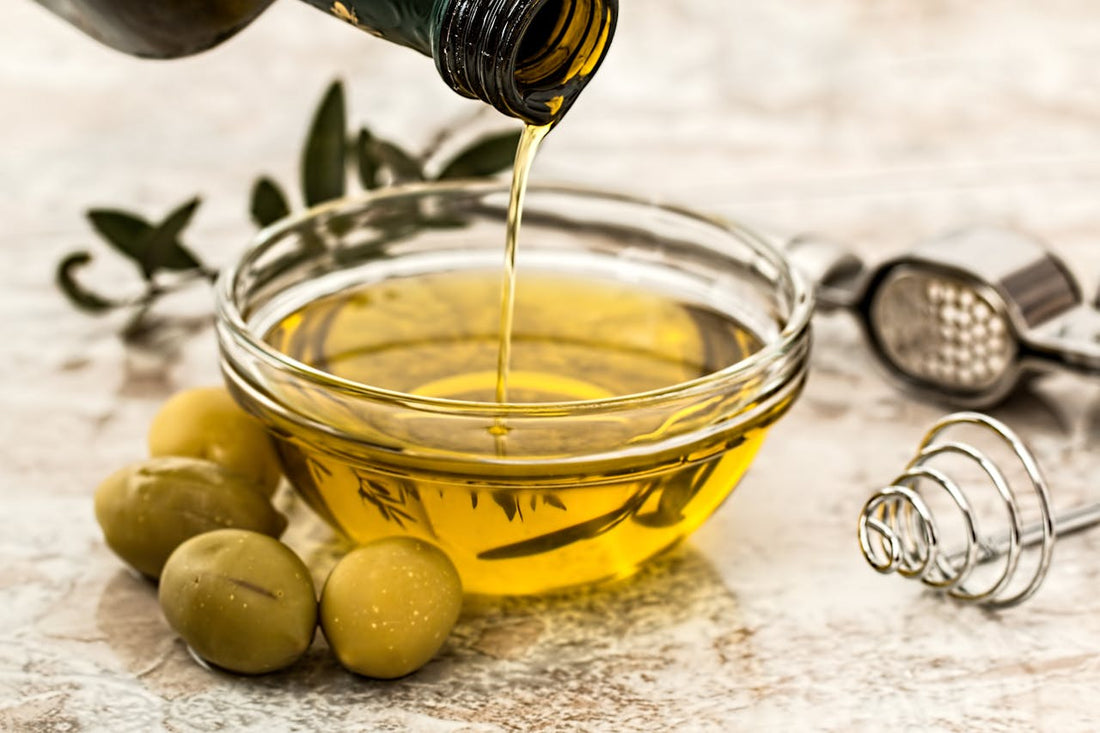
34, 0, 617, 124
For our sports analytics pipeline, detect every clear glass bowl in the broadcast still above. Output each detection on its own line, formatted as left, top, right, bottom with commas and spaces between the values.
215, 181, 812, 595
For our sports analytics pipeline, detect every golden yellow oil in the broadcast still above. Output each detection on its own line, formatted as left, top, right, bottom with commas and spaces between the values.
495, 122, 550, 404
263, 267, 780, 594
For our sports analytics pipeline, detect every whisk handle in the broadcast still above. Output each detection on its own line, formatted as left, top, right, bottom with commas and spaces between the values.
948, 503, 1100, 568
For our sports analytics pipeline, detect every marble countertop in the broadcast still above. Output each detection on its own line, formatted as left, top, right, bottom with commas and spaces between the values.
6, 1, 1100, 730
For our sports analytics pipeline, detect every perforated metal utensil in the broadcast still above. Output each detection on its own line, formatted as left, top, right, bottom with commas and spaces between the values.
788, 227, 1100, 407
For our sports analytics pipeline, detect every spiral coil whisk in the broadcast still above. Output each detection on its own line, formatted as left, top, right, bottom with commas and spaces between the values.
858, 412, 1100, 608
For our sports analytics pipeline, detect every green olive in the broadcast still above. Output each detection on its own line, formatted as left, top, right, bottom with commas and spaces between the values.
159, 529, 317, 675
148, 386, 282, 497
94, 456, 288, 579
320, 537, 462, 679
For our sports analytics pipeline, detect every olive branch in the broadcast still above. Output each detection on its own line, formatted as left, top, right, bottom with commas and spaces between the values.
352, 470, 423, 529
55, 80, 522, 346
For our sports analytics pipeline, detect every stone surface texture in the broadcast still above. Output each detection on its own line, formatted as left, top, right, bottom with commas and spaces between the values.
5, 0, 1100, 730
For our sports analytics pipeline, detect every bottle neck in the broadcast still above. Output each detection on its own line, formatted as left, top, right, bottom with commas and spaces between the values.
432, 0, 618, 126
313, 0, 618, 125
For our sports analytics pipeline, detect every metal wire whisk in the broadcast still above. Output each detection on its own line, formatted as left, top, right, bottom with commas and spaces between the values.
858, 412, 1100, 608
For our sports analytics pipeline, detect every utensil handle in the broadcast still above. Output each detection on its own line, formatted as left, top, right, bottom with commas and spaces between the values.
950, 502, 1100, 566
1024, 305, 1100, 375
783, 233, 865, 312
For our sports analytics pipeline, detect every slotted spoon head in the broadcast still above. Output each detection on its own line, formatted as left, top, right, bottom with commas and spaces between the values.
858, 228, 1082, 406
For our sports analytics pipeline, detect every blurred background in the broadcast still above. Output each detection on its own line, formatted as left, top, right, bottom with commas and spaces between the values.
6, 0, 1100, 269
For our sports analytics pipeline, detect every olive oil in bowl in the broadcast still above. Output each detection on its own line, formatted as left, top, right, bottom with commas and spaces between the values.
217, 183, 812, 595
264, 268, 770, 593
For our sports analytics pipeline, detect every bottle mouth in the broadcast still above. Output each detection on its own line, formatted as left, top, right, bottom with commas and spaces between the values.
435, 0, 617, 125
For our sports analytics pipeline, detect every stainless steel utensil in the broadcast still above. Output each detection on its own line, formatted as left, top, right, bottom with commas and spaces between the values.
788, 227, 1100, 407
858, 411, 1100, 608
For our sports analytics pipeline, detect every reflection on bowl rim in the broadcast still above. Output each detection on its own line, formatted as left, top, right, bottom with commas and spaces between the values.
214, 180, 814, 417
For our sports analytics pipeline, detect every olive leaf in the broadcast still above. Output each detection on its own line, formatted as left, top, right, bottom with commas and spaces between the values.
356, 128, 425, 186
56, 197, 210, 339
436, 129, 522, 179
478, 484, 658, 561
302, 80, 348, 206
55, 252, 118, 313
354, 470, 415, 529
528, 493, 570, 512
87, 204, 204, 279
250, 177, 291, 228
86, 210, 150, 268
633, 459, 722, 529
492, 492, 522, 523
142, 197, 203, 276
355, 128, 381, 189
372, 139, 425, 184
542, 493, 567, 511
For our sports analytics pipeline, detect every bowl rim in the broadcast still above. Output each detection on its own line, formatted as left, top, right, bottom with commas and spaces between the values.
215, 180, 814, 417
